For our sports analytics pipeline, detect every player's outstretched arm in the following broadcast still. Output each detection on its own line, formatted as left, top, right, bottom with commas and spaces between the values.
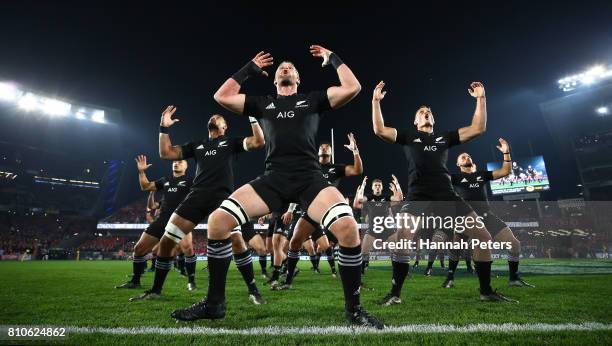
458, 82, 487, 143
214, 51, 274, 114
344, 133, 363, 176
390, 174, 403, 201
243, 117, 265, 151
136, 155, 156, 191
310, 45, 361, 109
371, 81, 397, 143
353, 176, 368, 209
492, 138, 512, 179
159, 106, 184, 160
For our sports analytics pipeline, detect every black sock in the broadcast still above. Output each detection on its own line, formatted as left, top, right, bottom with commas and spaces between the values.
270, 253, 274, 268
475, 261, 493, 295
326, 248, 336, 274
150, 257, 156, 271
447, 260, 459, 280
427, 261, 434, 269
465, 257, 473, 270
285, 250, 300, 285
508, 260, 519, 280
280, 260, 287, 275
361, 254, 369, 274
177, 254, 185, 273
234, 250, 258, 294
309, 255, 318, 269
271, 265, 281, 281
131, 256, 146, 284
259, 255, 267, 273
314, 253, 321, 268
390, 259, 409, 297
338, 245, 362, 312
151, 256, 173, 293
414, 260, 419, 266
206, 238, 232, 304
440, 257, 445, 268
185, 255, 197, 284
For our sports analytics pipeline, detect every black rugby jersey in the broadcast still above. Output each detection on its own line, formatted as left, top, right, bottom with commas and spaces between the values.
395, 128, 461, 198
181, 135, 245, 193
320, 162, 346, 186
154, 175, 192, 216
243, 91, 332, 173
451, 170, 494, 202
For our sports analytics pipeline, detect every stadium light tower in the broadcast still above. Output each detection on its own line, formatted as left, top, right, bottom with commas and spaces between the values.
558, 64, 612, 92
596, 106, 609, 115
0, 82, 22, 102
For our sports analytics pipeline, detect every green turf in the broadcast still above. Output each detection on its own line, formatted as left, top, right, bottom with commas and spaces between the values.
1, 259, 611, 345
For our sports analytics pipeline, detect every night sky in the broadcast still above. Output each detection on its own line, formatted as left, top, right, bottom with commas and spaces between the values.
1, 1, 612, 202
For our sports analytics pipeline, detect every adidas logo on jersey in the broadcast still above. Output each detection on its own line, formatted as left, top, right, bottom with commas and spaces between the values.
413, 138, 422, 143
218, 140, 228, 147
164, 182, 170, 186
196, 144, 205, 149
265, 102, 276, 110
461, 178, 468, 183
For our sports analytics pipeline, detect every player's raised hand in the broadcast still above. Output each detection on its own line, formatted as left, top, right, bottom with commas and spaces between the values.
344, 133, 358, 153
389, 182, 397, 193
135, 155, 152, 172
373, 81, 387, 102
252, 51, 274, 77
468, 82, 485, 98
391, 174, 400, 188
309, 45, 333, 67
160, 105, 180, 127
496, 138, 509, 153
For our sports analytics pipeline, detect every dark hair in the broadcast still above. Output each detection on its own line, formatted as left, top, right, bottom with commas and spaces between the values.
372, 178, 383, 185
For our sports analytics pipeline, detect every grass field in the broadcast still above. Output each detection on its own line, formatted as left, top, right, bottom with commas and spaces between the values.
1, 259, 611, 345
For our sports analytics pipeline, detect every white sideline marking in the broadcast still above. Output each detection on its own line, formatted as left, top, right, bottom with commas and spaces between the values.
38, 322, 612, 335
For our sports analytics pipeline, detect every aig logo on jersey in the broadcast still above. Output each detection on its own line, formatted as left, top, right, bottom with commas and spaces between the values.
205, 150, 217, 156
423, 145, 437, 151
277, 111, 295, 119
469, 183, 480, 188
167, 187, 178, 192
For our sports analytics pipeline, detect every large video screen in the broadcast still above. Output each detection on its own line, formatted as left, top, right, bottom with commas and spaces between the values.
486, 155, 550, 195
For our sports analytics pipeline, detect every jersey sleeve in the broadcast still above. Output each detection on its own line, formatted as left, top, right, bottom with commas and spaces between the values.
231, 136, 246, 154
243, 95, 266, 118
395, 128, 417, 145
154, 177, 167, 191
482, 170, 495, 182
450, 173, 461, 185
446, 129, 461, 147
180, 141, 195, 159
309, 90, 332, 114
336, 164, 347, 178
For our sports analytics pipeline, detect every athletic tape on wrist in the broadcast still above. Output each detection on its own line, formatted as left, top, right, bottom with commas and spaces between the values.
328, 53, 344, 69
159, 126, 169, 134
232, 61, 264, 85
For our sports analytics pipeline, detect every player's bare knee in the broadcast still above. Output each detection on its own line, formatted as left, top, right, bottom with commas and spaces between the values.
330, 217, 359, 247
230, 232, 247, 253
207, 209, 235, 239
